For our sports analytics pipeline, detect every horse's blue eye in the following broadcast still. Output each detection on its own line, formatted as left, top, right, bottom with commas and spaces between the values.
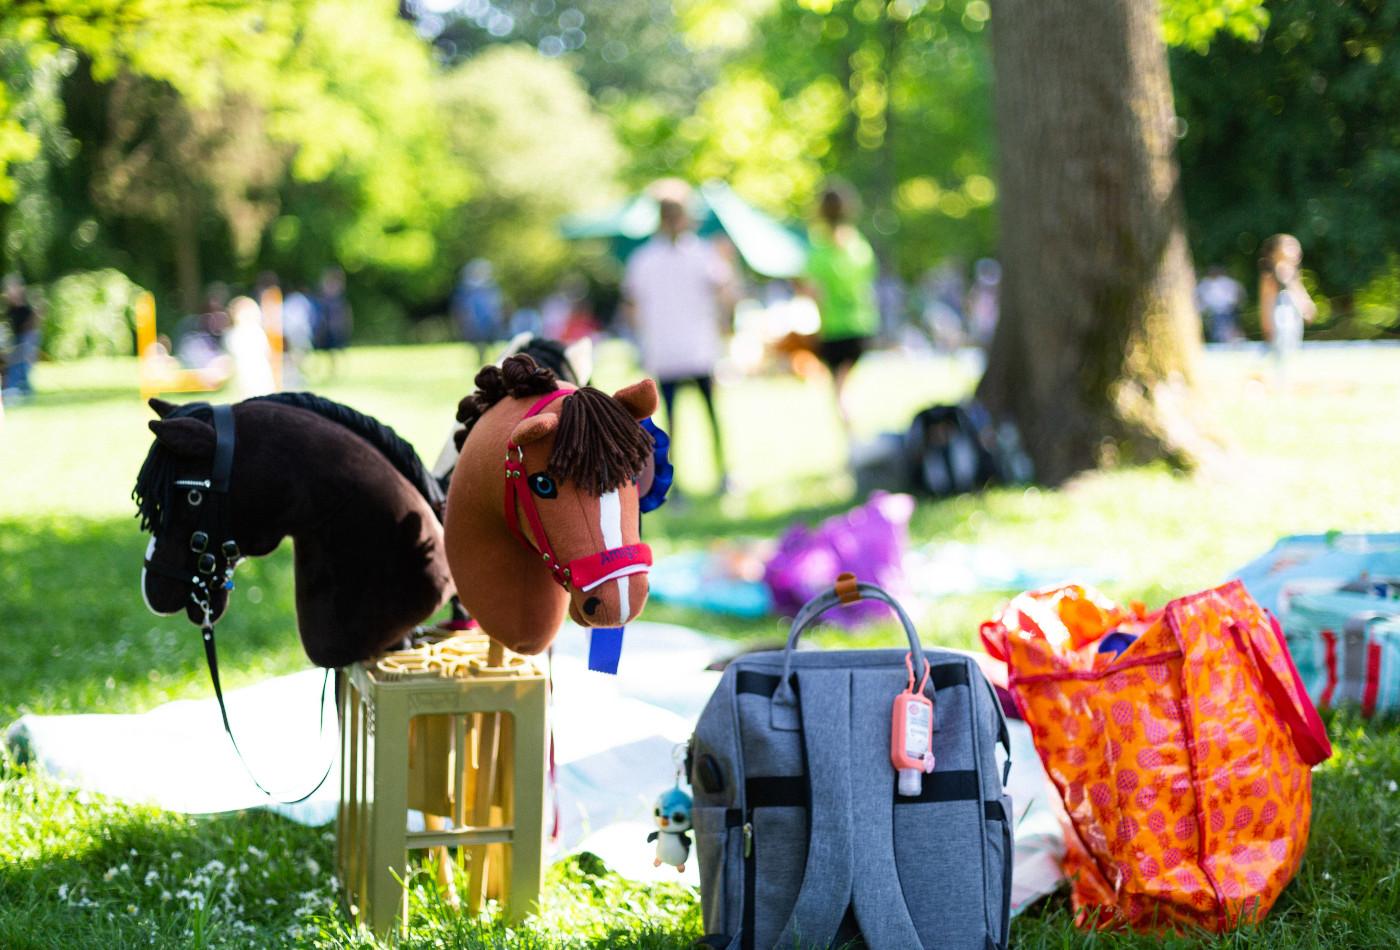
529, 473, 557, 499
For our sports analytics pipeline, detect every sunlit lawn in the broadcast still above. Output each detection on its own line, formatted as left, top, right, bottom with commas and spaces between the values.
2, 342, 1398, 948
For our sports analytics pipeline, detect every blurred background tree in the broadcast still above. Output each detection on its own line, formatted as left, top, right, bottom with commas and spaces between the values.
1173, 0, 1400, 332
434, 45, 621, 305
2, 0, 1395, 379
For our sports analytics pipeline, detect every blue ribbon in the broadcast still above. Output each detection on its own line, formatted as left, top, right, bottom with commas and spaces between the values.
588, 627, 626, 674
638, 417, 674, 514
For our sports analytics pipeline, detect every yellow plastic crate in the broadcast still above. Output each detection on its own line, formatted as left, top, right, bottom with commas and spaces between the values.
336, 633, 548, 935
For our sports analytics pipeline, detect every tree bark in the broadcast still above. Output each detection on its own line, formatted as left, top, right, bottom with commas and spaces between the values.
980, 0, 1201, 484
172, 190, 203, 316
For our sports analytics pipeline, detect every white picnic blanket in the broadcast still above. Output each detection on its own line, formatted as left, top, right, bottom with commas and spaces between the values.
5, 621, 1064, 906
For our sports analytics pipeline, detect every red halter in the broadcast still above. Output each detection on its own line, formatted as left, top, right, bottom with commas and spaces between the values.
504, 389, 652, 591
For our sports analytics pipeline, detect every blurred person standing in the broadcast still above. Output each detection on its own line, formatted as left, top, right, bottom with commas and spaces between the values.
1258, 234, 1315, 376
2, 274, 40, 400
224, 295, 275, 399
451, 259, 503, 366
1195, 265, 1246, 343
801, 183, 879, 433
623, 180, 736, 494
965, 258, 1001, 347
279, 283, 315, 386
315, 266, 353, 375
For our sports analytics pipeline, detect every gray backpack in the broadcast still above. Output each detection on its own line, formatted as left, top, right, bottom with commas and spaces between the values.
689, 580, 1013, 950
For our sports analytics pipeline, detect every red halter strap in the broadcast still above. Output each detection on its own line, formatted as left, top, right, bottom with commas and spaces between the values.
503, 389, 653, 591
505, 390, 572, 586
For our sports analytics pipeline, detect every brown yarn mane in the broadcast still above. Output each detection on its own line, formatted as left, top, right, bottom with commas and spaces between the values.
455, 354, 559, 449
550, 387, 654, 496
454, 353, 653, 496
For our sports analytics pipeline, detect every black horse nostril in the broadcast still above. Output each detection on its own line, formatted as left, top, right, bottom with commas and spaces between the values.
583, 596, 602, 616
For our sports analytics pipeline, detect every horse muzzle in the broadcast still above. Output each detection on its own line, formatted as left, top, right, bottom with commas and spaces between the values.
567, 543, 651, 627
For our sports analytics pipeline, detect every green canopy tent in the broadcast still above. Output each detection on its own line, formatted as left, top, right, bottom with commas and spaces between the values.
559, 181, 809, 279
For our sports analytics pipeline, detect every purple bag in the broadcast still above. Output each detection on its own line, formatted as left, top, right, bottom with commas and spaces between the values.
763, 492, 913, 627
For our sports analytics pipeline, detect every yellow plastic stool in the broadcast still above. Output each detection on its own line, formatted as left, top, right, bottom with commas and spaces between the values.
336, 633, 547, 935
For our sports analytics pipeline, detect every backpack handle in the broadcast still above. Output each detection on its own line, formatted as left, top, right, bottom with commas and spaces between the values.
771, 576, 928, 729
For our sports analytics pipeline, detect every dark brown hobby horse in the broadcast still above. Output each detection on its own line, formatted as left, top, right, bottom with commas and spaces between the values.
134, 394, 454, 668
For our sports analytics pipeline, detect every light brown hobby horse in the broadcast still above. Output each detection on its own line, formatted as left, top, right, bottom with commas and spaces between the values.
444, 354, 658, 654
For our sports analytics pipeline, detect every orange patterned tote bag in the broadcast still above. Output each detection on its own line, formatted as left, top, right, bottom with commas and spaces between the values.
981, 581, 1331, 931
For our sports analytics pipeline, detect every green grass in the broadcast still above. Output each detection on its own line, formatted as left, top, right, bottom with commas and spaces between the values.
2, 343, 1398, 947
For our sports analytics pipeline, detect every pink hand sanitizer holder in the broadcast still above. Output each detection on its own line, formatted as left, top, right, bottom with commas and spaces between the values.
892, 653, 936, 796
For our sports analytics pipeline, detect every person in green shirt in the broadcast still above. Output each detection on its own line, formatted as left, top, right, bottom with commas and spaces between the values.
801, 184, 879, 432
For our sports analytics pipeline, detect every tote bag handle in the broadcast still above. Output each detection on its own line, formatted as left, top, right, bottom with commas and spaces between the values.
1230, 614, 1332, 766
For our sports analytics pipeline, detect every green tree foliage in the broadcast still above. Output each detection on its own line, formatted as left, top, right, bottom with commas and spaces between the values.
38, 267, 141, 360
435, 45, 621, 303
0, 0, 622, 337
681, 0, 999, 278
1172, 0, 1400, 303
413, 0, 724, 185
1162, 0, 1269, 52
0, 42, 75, 274
254, 0, 471, 312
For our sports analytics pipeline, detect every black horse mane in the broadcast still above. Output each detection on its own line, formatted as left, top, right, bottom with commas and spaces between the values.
251, 393, 444, 512
133, 394, 444, 534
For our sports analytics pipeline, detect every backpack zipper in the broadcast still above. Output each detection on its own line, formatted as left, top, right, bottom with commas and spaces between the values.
741, 817, 755, 950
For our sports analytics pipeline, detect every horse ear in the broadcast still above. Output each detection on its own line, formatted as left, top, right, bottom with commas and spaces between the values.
149, 417, 216, 458
148, 397, 178, 418
612, 379, 658, 421
510, 413, 558, 446
563, 336, 594, 384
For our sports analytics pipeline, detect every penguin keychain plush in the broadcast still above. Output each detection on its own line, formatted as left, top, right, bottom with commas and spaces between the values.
648, 786, 693, 872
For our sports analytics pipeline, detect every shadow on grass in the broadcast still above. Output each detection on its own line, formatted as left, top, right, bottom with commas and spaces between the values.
0, 515, 309, 724
15, 387, 159, 409
651, 496, 856, 544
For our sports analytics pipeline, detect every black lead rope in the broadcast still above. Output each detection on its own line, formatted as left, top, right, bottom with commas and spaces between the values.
199, 614, 335, 805
154, 403, 337, 805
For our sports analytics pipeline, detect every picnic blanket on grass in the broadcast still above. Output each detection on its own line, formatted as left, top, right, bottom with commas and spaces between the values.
5, 622, 1064, 909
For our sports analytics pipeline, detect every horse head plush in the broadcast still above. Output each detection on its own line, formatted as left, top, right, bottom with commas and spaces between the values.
134, 394, 454, 668
444, 355, 658, 654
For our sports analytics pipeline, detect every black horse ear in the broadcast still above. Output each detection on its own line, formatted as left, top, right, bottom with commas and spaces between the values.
148, 397, 178, 418
149, 417, 216, 458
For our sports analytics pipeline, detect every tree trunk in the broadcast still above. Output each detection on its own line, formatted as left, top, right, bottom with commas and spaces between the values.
980, 0, 1201, 484
172, 190, 203, 316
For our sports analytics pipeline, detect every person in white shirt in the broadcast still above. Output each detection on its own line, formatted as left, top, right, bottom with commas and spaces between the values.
623, 183, 736, 493
225, 295, 276, 399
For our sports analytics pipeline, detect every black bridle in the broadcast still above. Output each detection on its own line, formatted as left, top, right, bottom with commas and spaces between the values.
142, 403, 242, 623
143, 402, 331, 804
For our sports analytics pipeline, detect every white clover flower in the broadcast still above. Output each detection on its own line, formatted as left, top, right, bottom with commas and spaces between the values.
103, 868, 118, 882
161, 891, 172, 902
305, 858, 320, 876
144, 870, 160, 887
57, 884, 69, 901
